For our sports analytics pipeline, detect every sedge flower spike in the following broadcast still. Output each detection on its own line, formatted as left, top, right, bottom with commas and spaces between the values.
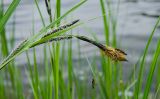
104, 46, 127, 61
75, 36, 127, 62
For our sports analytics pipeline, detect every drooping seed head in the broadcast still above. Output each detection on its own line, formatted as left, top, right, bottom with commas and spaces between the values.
104, 46, 127, 61
75, 35, 127, 62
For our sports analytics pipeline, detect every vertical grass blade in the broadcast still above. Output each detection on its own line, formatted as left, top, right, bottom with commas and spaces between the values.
68, 38, 73, 99
99, 0, 109, 45
143, 21, 160, 98
134, 17, 160, 98
99, 0, 112, 98
52, 0, 61, 99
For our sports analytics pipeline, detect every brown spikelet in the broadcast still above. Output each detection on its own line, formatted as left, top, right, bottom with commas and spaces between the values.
104, 46, 127, 61
75, 35, 127, 61
115, 48, 127, 55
